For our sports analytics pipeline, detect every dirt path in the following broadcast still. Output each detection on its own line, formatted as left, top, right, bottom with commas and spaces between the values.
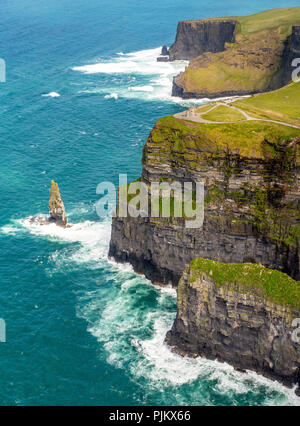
174, 102, 300, 130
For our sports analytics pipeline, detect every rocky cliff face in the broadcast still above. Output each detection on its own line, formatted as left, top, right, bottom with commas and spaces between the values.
165, 260, 300, 392
273, 26, 300, 88
168, 20, 236, 61
48, 180, 67, 227
109, 117, 300, 285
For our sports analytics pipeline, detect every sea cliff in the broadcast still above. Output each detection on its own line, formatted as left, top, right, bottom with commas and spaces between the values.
169, 8, 300, 99
168, 20, 236, 61
109, 110, 300, 284
109, 11, 300, 390
165, 259, 300, 393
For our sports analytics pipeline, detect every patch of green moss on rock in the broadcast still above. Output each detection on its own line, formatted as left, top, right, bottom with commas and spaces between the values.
190, 258, 300, 309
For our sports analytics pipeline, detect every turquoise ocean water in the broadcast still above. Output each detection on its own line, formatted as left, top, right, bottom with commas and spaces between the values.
0, 0, 299, 406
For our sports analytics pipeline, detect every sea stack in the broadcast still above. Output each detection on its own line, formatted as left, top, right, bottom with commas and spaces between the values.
48, 180, 67, 227
157, 45, 170, 62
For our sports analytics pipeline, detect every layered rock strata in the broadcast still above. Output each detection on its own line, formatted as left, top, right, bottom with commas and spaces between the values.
109, 117, 300, 285
165, 259, 300, 393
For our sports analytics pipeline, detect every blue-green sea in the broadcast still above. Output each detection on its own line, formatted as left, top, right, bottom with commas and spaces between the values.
0, 0, 299, 406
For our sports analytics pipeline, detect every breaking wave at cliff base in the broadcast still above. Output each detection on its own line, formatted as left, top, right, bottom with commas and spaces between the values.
2, 208, 299, 405
78, 264, 300, 406
73, 47, 211, 105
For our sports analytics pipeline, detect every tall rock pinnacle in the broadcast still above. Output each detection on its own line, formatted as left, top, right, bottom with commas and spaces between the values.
49, 181, 67, 227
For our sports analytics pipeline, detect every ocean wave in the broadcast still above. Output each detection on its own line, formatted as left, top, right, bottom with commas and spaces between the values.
77, 270, 300, 405
104, 93, 118, 99
72, 48, 253, 106
128, 85, 154, 92
72, 47, 204, 105
42, 92, 61, 98
1, 214, 112, 269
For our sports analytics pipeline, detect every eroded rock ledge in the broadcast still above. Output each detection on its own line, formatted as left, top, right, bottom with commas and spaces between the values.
165, 259, 300, 393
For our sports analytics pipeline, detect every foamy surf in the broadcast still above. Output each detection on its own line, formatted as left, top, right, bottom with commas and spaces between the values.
42, 92, 61, 98
104, 93, 118, 100
72, 47, 213, 105
1, 214, 112, 269
77, 271, 300, 406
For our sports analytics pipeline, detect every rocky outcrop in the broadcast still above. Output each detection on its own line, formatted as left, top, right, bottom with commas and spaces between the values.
157, 45, 170, 62
30, 181, 68, 228
171, 73, 274, 99
168, 20, 236, 61
48, 181, 67, 227
165, 260, 300, 392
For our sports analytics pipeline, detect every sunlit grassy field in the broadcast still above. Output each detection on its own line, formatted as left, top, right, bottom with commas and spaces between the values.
232, 82, 300, 127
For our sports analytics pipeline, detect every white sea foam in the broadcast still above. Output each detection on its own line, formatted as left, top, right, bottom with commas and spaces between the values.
42, 92, 61, 98
104, 93, 119, 100
73, 47, 212, 105
128, 85, 154, 92
79, 272, 300, 405
1, 214, 112, 269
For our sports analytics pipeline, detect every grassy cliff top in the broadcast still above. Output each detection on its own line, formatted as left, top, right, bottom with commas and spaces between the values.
201, 105, 246, 122
185, 7, 300, 39
190, 258, 300, 310
231, 82, 300, 127
153, 116, 299, 159
178, 7, 300, 96
236, 7, 300, 40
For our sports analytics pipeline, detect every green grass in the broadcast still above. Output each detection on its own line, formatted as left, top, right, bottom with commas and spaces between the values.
195, 104, 216, 114
190, 258, 300, 310
237, 7, 300, 40
202, 105, 246, 122
232, 82, 300, 127
153, 116, 299, 159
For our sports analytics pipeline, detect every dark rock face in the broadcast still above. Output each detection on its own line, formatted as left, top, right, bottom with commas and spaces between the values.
273, 26, 300, 88
109, 119, 300, 285
165, 267, 300, 391
168, 20, 236, 61
109, 215, 299, 287
157, 45, 170, 62
161, 45, 169, 56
